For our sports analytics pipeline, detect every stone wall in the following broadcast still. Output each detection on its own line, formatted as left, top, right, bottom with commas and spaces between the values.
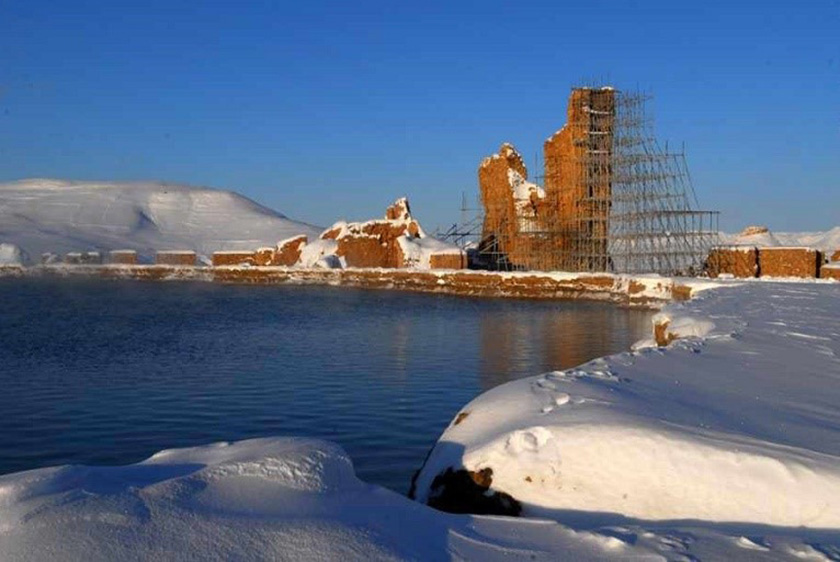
66, 252, 102, 265
758, 248, 821, 278
272, 236, 307, 266
109, 250, 137, 265
212, 251, 255, 267
478, 88, 615, 272
705, 247, 759, 278
430, 253, 466, 270
831, 250, 840, 262
156, 251, 196, 266
821, 264, 840, 281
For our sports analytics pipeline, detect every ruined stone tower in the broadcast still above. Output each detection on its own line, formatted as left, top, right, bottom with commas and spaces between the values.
478, 87, 616, 271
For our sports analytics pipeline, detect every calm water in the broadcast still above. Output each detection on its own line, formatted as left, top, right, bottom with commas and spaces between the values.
0, 278, 652, 493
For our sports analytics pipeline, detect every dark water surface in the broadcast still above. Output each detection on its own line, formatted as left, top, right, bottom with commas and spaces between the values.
0, 278, 652, 493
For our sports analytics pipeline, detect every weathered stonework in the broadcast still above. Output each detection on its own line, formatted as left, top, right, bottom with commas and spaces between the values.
705, 247, 759, 278
429, 253, 466, 270
831, 250, 840, 262
156, 251, 196, 266
253, 248, 274, 267
478, 88, 615, 272
321, 198, 464, 269
821, 264, 840, 281
109, 250, 138, 265
758, 248, 821, 278
272, 235, 308, 266
212, 251, 255, 267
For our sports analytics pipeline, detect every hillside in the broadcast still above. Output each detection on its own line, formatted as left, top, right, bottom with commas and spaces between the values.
0, 179, 321, 263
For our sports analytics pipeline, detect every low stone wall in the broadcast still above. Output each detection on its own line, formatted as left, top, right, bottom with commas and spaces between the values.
821, 264, 840, 281
429, 254, 466, 270
109, 250, 137, 265
706, 247, 758, 278
212, 252, 255, 267
832, 250, 840, 262
759, 248, 821, 278
273, 236, 307, 266
156, 252, 197, 266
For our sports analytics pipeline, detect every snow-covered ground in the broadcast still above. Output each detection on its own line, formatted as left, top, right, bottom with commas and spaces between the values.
0, 179, 321, 263
412, 280, 840, 557
2, 280, 839, 560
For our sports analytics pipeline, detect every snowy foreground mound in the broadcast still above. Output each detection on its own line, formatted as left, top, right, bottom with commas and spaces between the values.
412, 282, 840, 552
4, 438, 837, 561
0, 179, 320, 261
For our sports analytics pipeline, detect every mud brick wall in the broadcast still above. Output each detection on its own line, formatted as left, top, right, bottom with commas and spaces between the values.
156, 252, 197, 266
821, 265, 840, 281
272, 236, 307, 266
705, 247, 758, 278
212, 252, 255, 267
109, 251, 137, 265
429, 253, 466, 270
758, 248, 821, 278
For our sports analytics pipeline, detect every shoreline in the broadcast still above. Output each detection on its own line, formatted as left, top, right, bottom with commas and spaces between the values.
1, 264, 693, 308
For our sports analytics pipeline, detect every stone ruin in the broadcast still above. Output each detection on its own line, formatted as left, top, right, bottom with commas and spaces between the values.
475, 87, 718, 275
208, 198, 466, 270
478, 88, 617, 271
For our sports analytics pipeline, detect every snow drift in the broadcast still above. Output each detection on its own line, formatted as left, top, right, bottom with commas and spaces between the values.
0, 179, 321, 263
413, 281, 840, 530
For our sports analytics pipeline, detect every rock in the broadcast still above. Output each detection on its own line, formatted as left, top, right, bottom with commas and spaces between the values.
740, 225, 770, 237
414, 467, 522, 517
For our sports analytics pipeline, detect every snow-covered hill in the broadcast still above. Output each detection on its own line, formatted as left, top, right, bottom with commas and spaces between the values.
0, 179, 321, 263
722, 225, 840, 253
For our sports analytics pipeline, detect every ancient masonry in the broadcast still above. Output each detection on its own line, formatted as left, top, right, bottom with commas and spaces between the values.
470, 87, 719, 275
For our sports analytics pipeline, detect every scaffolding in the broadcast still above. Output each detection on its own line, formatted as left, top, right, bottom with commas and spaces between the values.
441, 87, 720, 276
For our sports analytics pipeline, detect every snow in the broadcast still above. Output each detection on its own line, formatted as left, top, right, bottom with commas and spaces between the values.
723, 226, 840, 254
1, 281, 839, 558
5, 436, 836, 561
398, 235, 462, 269
0, 243, 23, 265
0, 437, 692, 561
413, 281, 840, 549
298, 238, 341, 268
0, 179, 321, 263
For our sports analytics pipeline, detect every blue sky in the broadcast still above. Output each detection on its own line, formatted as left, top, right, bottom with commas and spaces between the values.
1, 1, 837, 232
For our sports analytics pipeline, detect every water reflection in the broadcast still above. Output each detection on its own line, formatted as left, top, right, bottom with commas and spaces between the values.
0, 280, 653, 493
479, 302, 651, 392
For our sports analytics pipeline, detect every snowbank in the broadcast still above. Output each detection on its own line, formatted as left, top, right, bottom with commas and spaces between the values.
413, 282, 840, 531
0, 179, 321, 260
0, 243, 24, 265
0, 437, 703, 562
3, 437, 834, 561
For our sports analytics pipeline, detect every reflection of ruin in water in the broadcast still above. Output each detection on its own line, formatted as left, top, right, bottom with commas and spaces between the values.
478, 302, 652, 393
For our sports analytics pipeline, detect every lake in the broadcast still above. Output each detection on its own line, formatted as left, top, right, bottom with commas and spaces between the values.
0, 278, 653, 493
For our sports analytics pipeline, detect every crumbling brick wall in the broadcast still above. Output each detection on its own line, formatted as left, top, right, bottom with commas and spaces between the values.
758, 248, 821, 278
705, 247, 759, 278
821, 264, 840, 280
156, 252, 196, 266
212, 251, 255, 267
478, 88, 615, 272
272, 236, 308, 266
429, 253, 466, 270
109, 250, 137, 265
